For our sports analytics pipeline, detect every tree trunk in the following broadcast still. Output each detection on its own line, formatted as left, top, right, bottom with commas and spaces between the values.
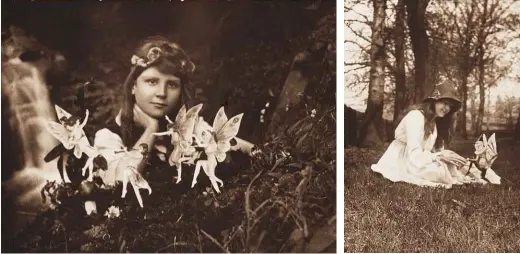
470, 87, 477, 133
405, 0, 431, 103
267, 52, 310, 135
359, 0, 387, 147
458, 74, 469, 139
393, 0, 407, 127
486, 87, 490, 131
476, 59, 485, 136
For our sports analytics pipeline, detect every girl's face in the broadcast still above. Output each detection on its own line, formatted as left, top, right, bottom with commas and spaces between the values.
434, 99, 452, 118
133, 66, 182, 119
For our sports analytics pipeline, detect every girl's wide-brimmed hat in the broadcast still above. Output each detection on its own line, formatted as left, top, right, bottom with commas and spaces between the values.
423, 81, 462, 113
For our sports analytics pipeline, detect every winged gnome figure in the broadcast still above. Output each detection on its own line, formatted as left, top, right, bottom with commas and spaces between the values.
461, 133, 501, 184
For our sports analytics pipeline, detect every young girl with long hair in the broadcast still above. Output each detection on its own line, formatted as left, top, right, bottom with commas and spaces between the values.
93, 36, 253, 192
371, 82, 490, 188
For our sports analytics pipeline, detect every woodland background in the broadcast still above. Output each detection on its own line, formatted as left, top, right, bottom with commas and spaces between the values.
344, 0, 520, 147
344, 0, 520, 252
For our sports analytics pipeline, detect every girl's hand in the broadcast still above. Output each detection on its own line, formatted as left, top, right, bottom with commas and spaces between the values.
439, 150, 467, 167
133, 105, 159, 131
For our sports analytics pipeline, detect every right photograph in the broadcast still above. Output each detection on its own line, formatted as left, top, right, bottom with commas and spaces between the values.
344, 0, 520, 252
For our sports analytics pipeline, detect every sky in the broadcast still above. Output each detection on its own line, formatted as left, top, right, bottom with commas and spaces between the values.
344, 0, 520, 114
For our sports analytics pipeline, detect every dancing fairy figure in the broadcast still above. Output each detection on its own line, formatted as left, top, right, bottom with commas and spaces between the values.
114, 143, 152, 208
44, 105, 104, 181
191, 107, 243, 193
153, 103, 203, 183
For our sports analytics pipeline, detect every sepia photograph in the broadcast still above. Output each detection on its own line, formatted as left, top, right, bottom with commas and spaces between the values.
344, 0, 520, 252
1, 0, 337, 252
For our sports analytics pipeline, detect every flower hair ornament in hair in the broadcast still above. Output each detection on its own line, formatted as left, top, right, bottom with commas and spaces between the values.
130, 45, 196, 74
131, 47, 162, 68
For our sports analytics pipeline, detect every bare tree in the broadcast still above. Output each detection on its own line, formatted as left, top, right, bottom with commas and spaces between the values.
393, 0, 407, 126
405, 0, 431, 103
359, 0, 387, 147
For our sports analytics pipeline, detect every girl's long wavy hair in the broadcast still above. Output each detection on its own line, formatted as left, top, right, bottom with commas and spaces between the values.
396, 101, 456, 150
120, 36, 195, 147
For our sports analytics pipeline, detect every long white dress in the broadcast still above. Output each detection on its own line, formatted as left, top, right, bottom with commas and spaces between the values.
371, 110, 488, 188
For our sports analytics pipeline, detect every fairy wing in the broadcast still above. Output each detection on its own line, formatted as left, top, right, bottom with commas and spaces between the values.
174, 105, 187, 125
180, 103, 203, 140
55, 105, 72, 124
215, 113, 243, 158
485, 133, 498, 165
212, 107, 228, 133
487, 133, 497, 155
215, 113, 243, 142
45, 121, 75, 149
194, 117, 214, 146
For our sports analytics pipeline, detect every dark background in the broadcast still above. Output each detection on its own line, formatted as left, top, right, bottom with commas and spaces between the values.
2, 0, 335, 134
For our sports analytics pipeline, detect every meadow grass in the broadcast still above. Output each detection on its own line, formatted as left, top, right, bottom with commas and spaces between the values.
345, 137, 520, 252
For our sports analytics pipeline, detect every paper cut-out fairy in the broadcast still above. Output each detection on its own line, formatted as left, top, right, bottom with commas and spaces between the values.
153, 103, 203, 183
191, 107, 243, 193
44, 105, 106, 182
114, 143, 152, 208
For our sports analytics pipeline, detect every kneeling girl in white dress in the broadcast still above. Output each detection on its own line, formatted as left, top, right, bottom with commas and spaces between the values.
371, 82, 501, 188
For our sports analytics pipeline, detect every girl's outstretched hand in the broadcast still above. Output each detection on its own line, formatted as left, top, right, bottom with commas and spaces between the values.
439, 150, 467, 167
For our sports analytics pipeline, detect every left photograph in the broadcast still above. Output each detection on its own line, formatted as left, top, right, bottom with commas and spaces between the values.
1, 0, 337, 253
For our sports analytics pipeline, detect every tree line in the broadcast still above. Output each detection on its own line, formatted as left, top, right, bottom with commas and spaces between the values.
345, 0, 520, 148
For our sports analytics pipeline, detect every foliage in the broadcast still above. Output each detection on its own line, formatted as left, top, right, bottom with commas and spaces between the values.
344, 0, 520, 133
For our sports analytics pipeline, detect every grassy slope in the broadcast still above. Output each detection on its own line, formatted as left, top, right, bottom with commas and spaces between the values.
345, 137, 520, 252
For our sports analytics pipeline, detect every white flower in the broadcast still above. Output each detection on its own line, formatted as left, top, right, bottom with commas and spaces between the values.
260, 109, 266, 114
85, 201, 97, 215
131, 55, 148, 67
146, 47, 162, 64
104, 205, 121, 218
311, 109, 317, 117
265, 102, 270, 108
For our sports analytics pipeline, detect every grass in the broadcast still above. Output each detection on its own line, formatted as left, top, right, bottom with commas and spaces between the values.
345, 136, 520, 252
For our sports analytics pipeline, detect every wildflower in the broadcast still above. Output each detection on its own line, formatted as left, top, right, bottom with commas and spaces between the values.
104, 205, 121, 219
311, 109, 317, 118
265, 102, 270, 108
84, 201, 97, 215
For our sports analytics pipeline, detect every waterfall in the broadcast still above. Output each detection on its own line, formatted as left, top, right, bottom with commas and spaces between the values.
2, 52, 69, 237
